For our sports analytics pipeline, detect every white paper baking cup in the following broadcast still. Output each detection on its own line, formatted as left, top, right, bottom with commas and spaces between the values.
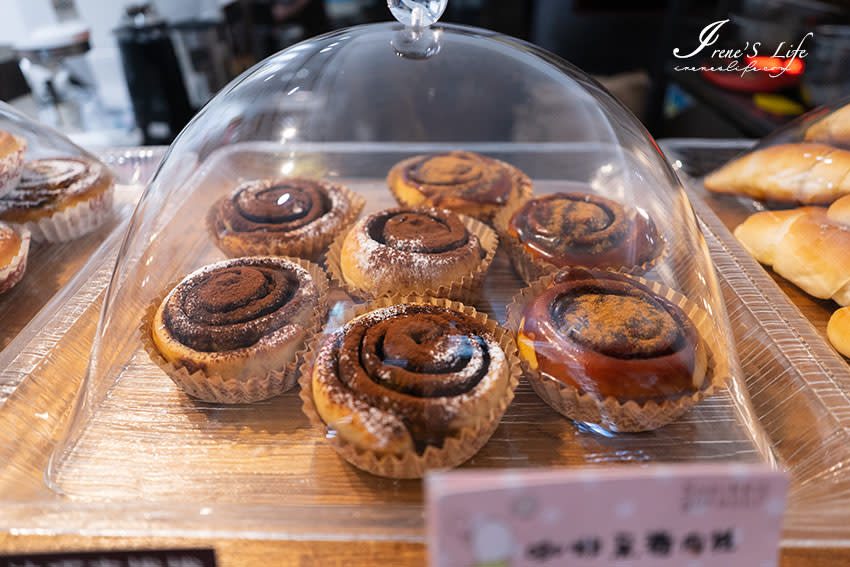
20, 185, 114, 243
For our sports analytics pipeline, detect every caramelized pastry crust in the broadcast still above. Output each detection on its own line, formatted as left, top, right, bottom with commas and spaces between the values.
387, 151, 532, 222
518, 268, 706, 402
311, 303, 509, 455
508, 192, 660, 271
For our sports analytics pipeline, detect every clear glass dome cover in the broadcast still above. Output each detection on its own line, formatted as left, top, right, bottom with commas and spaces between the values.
45, 14, 766, 536
0, 102, 122, 356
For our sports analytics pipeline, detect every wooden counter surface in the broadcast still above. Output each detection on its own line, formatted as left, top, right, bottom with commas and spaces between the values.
1, 183, 847, 565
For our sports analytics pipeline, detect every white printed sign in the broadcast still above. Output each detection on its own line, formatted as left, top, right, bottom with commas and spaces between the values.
426, 464, 787, 567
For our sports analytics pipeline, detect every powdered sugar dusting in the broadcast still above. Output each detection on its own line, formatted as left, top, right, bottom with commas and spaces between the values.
342, 208, 482, 292
312, 303, 509, 453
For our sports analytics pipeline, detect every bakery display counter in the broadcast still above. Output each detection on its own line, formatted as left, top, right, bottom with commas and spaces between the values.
0, 142, 847, 566
0, 8, 848, 564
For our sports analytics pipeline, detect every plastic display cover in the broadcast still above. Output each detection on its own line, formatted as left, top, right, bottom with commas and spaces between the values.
1, 20, 840, 546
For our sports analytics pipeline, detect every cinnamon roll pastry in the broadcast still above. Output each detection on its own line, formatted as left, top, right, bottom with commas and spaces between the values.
509, 269, 721, 431
206, 177, 363, 259
519, 269, 706, 402
0, 157, 114, 242
306, 300, 516, 476
0, 222, 30, 295
147, 256, 327, 403
387, 151, 532, 223
0, 131, 26, 199
333, 207, 497, 301
503, 192, 662, 282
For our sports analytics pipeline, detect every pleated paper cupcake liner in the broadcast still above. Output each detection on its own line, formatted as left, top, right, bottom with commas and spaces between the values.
324, 213, 498, 304
299, 293, 521, 479
16, 185, 115, 243
140, 256, 329, 404
209, 184, 366, 261
505, 272, 728, 432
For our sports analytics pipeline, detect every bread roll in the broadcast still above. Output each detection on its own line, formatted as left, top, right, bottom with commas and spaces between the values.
827, 193, 850, 225
734, 202, 850, 305
806, 104, 850, 147
704, 143, 850, 205
828, 306, 850, 358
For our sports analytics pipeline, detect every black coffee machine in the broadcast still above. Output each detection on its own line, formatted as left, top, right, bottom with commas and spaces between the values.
115, 3, 194, 145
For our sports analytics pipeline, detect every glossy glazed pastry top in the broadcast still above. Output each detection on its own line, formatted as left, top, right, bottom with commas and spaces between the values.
519, 268, 705, 401
207, 176, 362, 258
509, 192, 660, 270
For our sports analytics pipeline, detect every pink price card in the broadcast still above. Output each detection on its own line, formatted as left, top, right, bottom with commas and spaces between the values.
425, 464, 788, 567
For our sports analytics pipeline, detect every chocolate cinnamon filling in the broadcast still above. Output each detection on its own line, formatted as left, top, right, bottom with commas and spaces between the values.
214, 178, 331, 235
550, 287, 683, 359
234, 180, 328, 225
334, 304, 495, 447
163, 261, 301, 352
1, 158, 102, 209
402, 152, 513, 205
366, 209, 470, 253
511, 192, 660, 269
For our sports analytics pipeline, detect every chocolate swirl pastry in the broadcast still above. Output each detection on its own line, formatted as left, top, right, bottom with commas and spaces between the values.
338, 207, 494, 298
0, 157, 112, 224
152, 256, 324, 386
387, 151, 532, 223
519, 269, 706, 402
206, 177, 362, 259
509, 193, 661, 272
311, 303, 510, 456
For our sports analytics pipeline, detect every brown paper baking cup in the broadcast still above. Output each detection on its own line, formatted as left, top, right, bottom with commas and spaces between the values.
493, 204, 667, 284
505, 272, 728, 432
140, 257, 329, 404
388, 162, 534, 225
299, 294, 521, 478
210, 185, 366, 261
324, 213, 498, 303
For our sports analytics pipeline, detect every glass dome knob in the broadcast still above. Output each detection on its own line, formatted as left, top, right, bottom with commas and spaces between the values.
387, 0, 447, 28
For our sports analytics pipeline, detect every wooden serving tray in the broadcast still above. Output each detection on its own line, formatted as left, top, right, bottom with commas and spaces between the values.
0, 142, 849, 565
